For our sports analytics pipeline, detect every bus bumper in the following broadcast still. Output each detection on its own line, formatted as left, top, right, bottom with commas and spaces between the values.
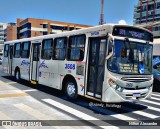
102, 86, 153, 103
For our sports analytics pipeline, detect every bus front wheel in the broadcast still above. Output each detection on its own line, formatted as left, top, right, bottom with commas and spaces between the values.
65, 80, 78, 100
15, 69, 21, 82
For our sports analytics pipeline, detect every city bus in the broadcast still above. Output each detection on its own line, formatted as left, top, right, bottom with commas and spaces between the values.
2, 24, 153, 102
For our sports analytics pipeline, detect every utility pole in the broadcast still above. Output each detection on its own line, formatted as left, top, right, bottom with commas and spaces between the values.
99, 0, 105, 25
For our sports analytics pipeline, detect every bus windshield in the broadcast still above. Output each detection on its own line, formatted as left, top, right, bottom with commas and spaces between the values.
108, 39, 152, 75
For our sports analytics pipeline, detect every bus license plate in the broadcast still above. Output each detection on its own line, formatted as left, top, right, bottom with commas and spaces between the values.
133, 93, 141, 97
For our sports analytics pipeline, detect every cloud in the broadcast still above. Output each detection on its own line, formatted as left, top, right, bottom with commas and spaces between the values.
118, 20, 127, 25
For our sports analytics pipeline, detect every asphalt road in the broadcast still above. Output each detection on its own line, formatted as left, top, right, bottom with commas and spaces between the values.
0, 65, 159, 129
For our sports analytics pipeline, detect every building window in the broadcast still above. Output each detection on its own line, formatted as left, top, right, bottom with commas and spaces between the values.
14, 43, 21, 58
53, 37, 67, 60
148, 4, 154, 11
21, 41, 30, 58
43, 32, 48, 35
157, 2, 160, 9
43, 24, 48, 28
70, 27, 74, 31
142, 5, 147, 11
4, 44, 9, 57
50, 25, 64, 30
67, 35, 86, 61
18, 30, 31, 39
41, 39, 53, 60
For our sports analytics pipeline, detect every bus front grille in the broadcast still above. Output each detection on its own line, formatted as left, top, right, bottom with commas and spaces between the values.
121, 77, 151, 82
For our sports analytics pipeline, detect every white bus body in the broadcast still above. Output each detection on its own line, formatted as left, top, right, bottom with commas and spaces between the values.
2, 24, 153, 102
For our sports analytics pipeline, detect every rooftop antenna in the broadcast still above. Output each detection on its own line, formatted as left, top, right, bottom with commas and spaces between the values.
99, 0, 105, 25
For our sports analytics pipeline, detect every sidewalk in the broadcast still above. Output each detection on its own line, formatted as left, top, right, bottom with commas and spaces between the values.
0, 77, 92, 129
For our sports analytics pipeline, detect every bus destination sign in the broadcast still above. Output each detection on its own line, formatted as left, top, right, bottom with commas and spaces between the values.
112, 26, 153, 42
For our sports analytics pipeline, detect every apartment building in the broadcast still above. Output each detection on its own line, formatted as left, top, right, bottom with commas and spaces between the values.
17, 18, 92, 39
0, 22, 16, 55
134, 0, 160, 39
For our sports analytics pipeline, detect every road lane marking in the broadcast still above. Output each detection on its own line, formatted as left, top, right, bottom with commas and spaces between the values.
42, 99, 119, 129
122, 106, 159, 119
151, 97, 160, 101
146, 105, 160, 113
6, 82, 17, 85
0, 90, 23, 94
22, 89, 38, 92
151, 94, 160, 97
0, 93, 28, 98
14, 103, 55, 120
140, 99, 160, 106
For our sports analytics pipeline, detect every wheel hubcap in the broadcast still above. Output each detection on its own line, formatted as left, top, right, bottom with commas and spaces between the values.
67, 82, 76, 97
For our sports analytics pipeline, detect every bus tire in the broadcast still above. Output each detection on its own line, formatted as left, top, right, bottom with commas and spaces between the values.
15, 69, 21, 82
65, 79, 78, 100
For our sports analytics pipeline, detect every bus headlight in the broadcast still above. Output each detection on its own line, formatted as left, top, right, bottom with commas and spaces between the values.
116, 85, 124, 92
108, 78, 116, 88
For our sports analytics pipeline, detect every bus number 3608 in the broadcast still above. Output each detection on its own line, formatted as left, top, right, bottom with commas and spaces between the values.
65, 64, 76, 70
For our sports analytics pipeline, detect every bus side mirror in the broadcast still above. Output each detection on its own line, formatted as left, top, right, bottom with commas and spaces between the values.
106, 40, 113, 60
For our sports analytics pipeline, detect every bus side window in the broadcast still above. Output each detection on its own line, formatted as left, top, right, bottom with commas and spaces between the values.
4, 44, 9, 57
53, 37, 67, 60
41, 39, 53, 60
14, 43, 21, 58
67, 35, 85, 61
21, 41, 31, 58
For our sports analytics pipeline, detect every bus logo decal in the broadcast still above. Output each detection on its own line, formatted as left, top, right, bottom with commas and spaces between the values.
39, 71, 42, 77
39, 60, 48, 69
21, 60, 30, 66
126, 83, 133, 88
91, 31, 100, 36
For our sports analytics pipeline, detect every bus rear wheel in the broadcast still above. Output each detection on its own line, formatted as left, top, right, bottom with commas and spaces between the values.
65, 80, 78, 100
15, 69, 21, 82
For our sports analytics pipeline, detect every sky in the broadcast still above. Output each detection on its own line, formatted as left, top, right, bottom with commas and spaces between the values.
0, 0, 139, 26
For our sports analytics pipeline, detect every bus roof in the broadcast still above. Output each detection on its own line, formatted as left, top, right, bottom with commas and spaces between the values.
4, 24, 153, 44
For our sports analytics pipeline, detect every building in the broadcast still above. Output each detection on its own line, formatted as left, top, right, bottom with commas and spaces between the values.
17, 18, 92, 39
0, 23, 7, 44
134, 0, 160, 39
134, 0, 159, 25
0, 22, 16, 55
4, 23, 17, 42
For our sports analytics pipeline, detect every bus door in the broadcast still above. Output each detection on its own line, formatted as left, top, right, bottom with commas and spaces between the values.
87, 38, 107, 99
9, 45, 13, 75
31, 43, 41, 82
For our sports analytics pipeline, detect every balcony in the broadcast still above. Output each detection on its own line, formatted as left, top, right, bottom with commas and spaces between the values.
134, 8, 141, 12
